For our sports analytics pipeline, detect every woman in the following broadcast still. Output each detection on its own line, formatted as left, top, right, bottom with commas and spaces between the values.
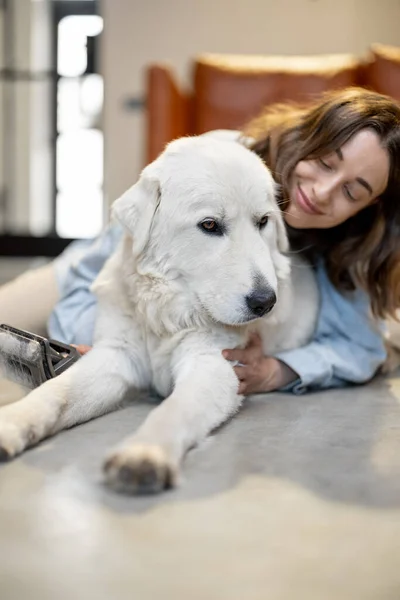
2, 87, 400, 395
223, 87, 400, 394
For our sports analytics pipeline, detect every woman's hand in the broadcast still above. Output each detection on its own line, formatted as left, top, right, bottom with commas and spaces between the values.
71, 344, 92, 356
222, 332, 299, 395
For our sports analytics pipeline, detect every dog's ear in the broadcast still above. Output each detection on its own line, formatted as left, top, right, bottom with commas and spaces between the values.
112, 174, 161, 256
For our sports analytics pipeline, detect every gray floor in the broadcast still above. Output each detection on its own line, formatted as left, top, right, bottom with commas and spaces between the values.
1, 374, 400, 600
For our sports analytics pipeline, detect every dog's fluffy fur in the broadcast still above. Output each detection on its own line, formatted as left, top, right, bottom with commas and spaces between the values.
0, 134, 319, 494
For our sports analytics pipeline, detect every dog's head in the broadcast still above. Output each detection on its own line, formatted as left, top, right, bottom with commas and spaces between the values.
112, 135, 290, 326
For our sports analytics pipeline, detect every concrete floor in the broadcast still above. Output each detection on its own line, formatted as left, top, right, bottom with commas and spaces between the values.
0, 375, 400, 600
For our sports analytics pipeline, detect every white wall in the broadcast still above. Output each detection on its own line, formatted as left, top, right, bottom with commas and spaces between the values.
101, 0, 400, 209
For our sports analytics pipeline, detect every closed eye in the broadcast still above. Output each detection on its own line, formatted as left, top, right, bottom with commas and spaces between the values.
198, 218, 225, 236
344, 184, 358, 202
318, 158, 333, 171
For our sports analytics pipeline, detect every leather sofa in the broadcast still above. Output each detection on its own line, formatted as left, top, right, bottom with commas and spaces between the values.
145, 42, 400, 163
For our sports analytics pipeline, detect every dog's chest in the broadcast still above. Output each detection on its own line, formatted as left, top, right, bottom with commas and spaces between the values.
145, 332, 187, 398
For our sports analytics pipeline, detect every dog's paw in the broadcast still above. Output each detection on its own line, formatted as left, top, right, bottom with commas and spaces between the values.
0, 420, 29, 461
103, 444, 177, 495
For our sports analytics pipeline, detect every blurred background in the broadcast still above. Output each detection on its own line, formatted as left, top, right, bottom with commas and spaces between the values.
0, 0, 399, 274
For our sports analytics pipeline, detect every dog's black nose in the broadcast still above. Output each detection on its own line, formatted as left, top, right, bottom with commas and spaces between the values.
245, 288, 276, 317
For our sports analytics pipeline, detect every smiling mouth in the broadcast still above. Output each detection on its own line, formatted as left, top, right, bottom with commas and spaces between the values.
296, 186, 325, 215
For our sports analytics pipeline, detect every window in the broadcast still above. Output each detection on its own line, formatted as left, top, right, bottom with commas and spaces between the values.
55, 9, 104, 238
0, 0, 103, 257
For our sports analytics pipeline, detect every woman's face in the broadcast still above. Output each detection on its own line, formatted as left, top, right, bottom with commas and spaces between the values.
285, 129, 390, 229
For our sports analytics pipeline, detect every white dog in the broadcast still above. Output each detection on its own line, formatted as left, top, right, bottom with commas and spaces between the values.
0, 134, 318, 494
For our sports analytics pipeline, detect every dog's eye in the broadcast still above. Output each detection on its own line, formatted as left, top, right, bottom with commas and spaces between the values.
198, 219, 223, 235
258, 215, 269, 229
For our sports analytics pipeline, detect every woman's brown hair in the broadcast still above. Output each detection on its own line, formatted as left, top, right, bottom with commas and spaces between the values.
243, 87, 400, 319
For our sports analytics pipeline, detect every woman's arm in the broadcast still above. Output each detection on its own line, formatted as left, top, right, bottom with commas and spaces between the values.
276, 261, 387, 394
223, 261, 387, 395
48, 224, 123, 346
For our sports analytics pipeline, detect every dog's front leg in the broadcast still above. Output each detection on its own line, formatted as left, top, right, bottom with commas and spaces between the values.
0, 344, 148, 460
104, 351, 241, 494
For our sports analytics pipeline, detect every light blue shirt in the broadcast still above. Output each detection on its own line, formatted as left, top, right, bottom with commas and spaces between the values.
49, 224, 387, 395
